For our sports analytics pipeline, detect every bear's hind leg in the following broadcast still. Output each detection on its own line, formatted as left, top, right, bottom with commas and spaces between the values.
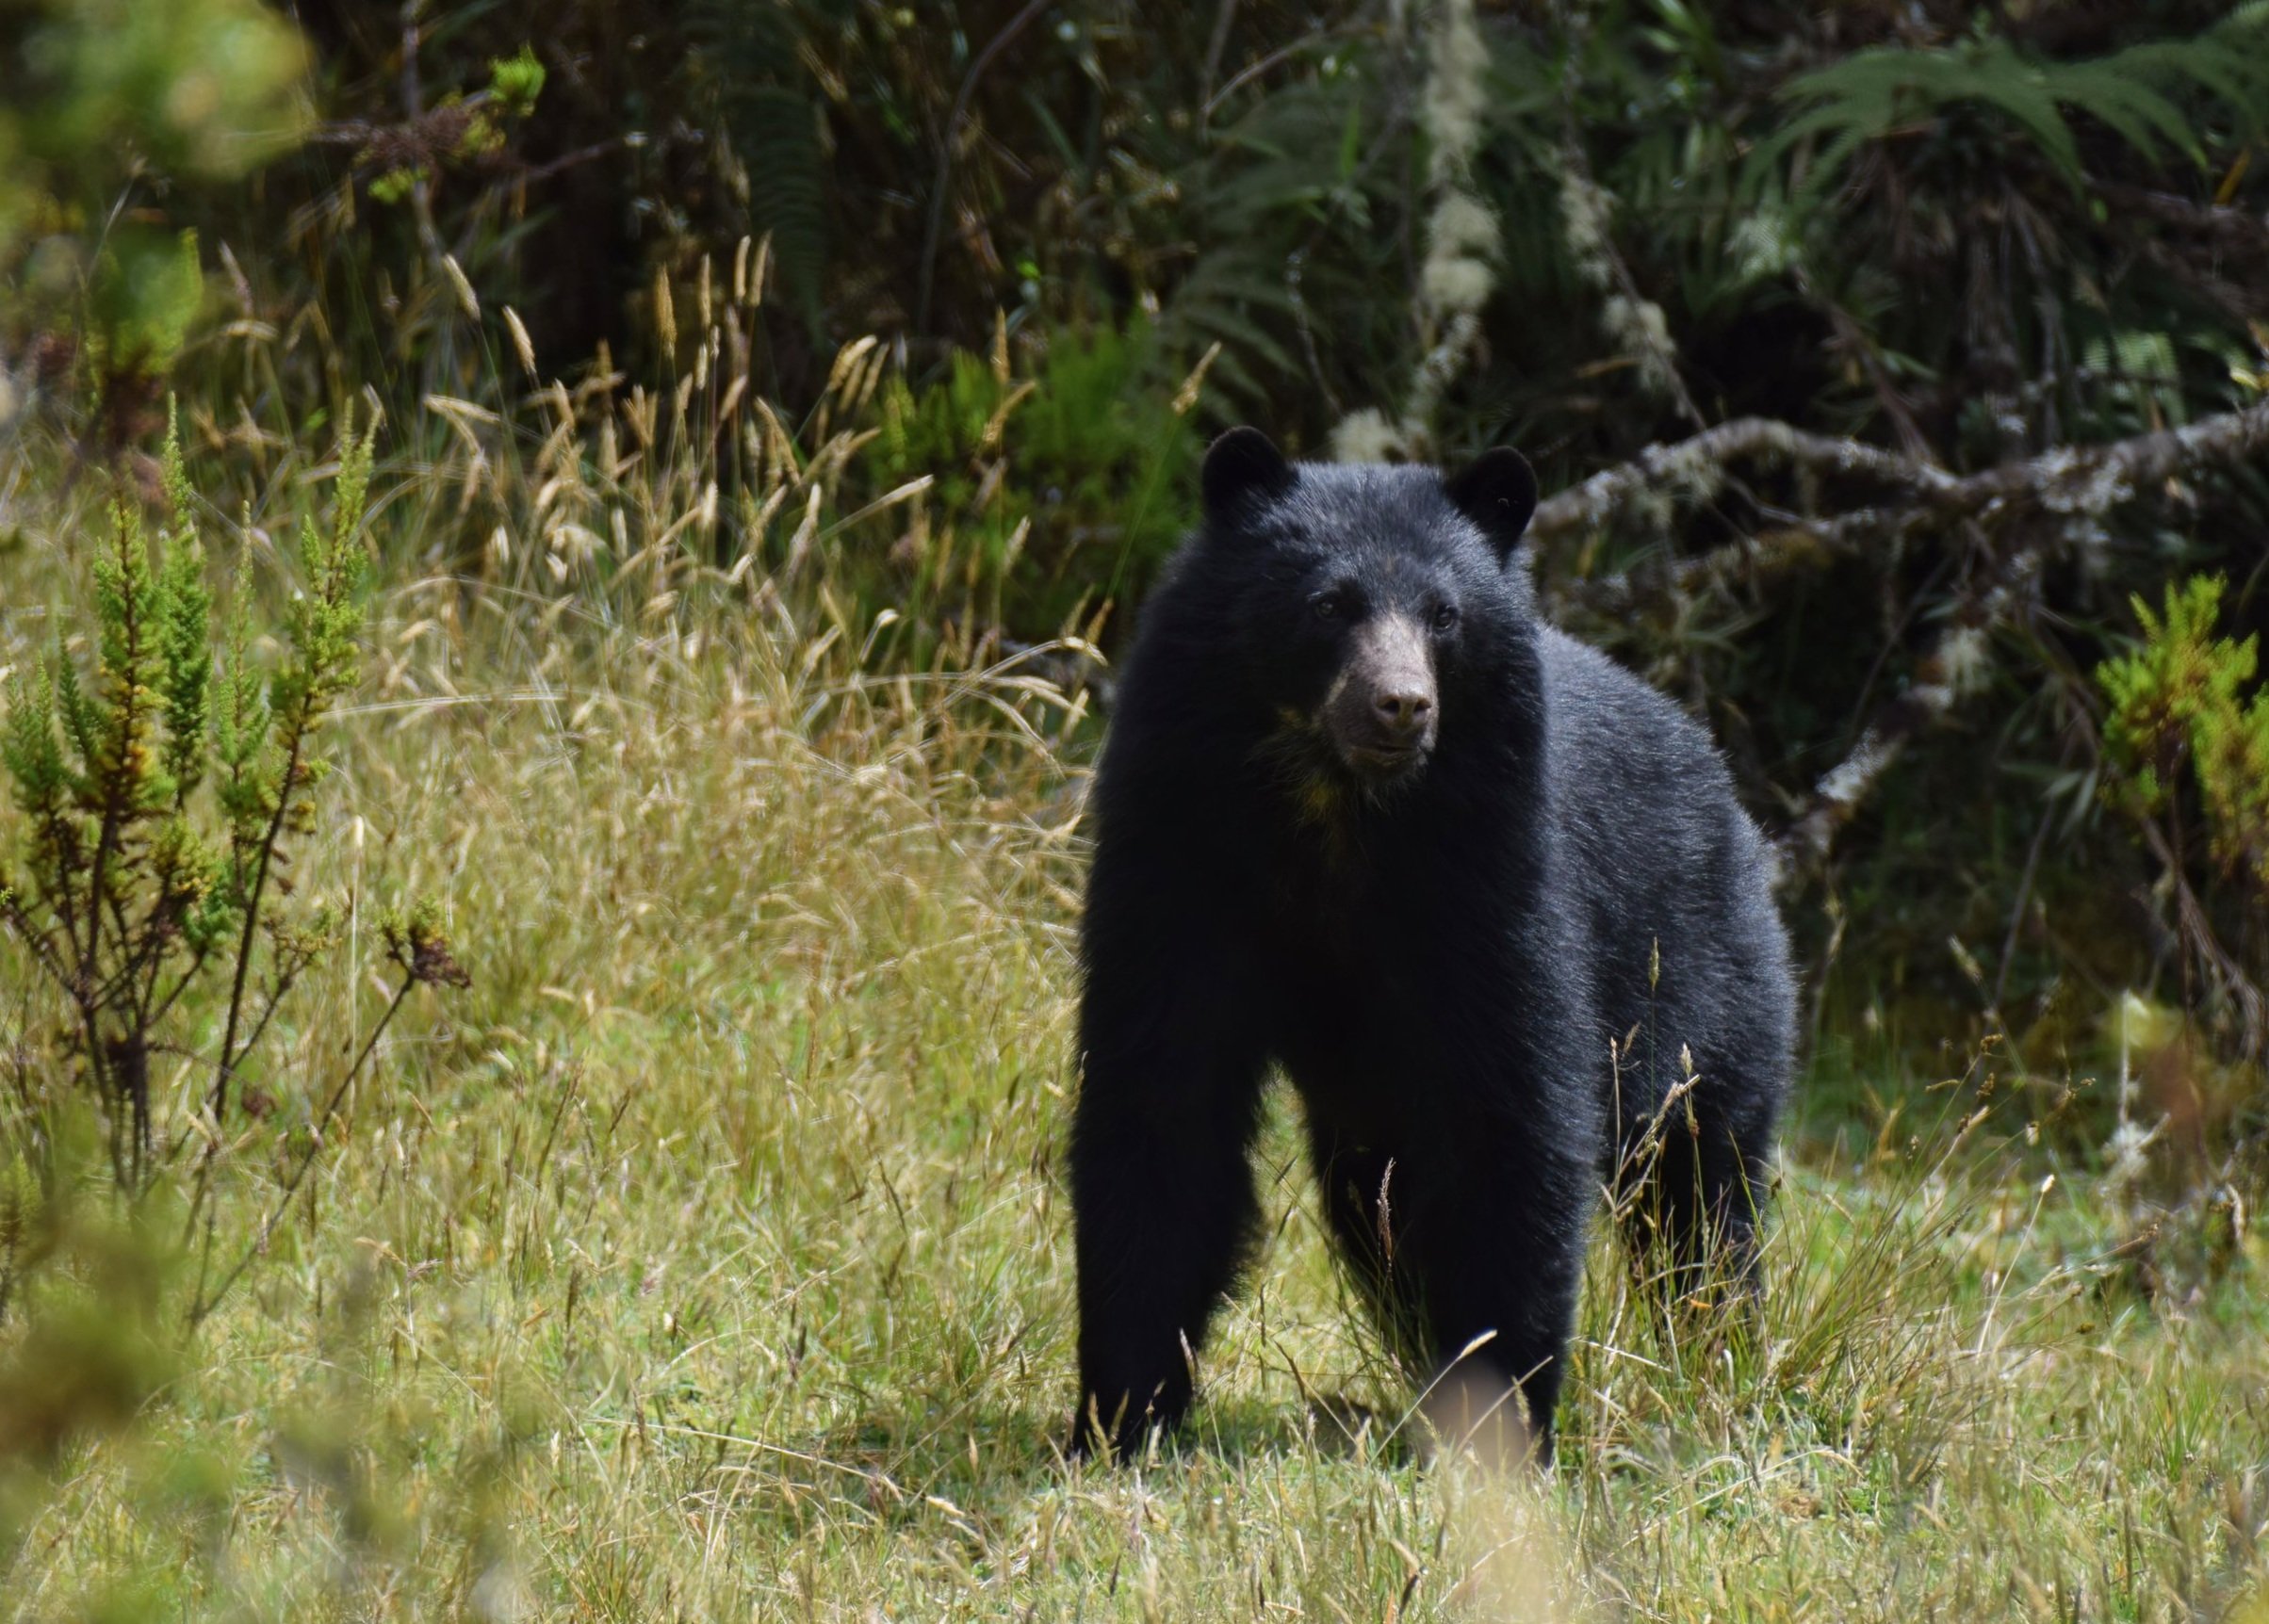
1305, 1125, 1403, 1319
1620, 1094, 1774, 1321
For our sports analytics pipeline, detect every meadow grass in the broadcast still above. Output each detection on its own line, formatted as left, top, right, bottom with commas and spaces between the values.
1, 339, 2265, 1619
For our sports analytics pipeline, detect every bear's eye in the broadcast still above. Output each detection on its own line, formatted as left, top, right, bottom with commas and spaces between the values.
1312, 593, 1344, 621
1431, 604, 1460, 632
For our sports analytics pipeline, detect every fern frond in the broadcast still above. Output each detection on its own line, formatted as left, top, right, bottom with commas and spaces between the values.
684, 2, 827, 313
1750, 17, 2267, 200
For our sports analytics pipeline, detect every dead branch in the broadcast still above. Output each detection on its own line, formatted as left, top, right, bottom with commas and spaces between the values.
1770, 402, 2269, 880
1537, 398, 2269, 586
1526, 399, 2269, 881
2095, 182, 2269, 252
1527, 416, 1941, 560
1934, 397, 2269, 512
2135, 813, 2269, 1058
1772, 606, 1998, 884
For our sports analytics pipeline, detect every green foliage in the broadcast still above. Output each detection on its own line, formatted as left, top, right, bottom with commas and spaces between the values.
863, 323, 1201, 637
365, 166, 425, 206
2098, 574, 2269, 894
2079, 327, 2186, 430
450, 44, 548, 162
1155, 73, 1371, 418
486, 43, 547, 120
1749, 14, 2269, 201
0, 408, 452, 1192
681, 2, 827, 315
734, 86, 830, 317
0, 0, 302, 443
0, 0, 308, 256
79, 229, 205, 414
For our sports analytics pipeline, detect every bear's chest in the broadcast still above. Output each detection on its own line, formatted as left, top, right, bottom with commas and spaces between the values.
1257, 853, 1474, 1124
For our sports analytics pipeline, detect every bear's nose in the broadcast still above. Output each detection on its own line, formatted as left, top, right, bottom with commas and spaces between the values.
1374, 690, 1432, 736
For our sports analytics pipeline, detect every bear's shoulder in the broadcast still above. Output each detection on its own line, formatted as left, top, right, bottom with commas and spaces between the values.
1533, 625, 1744, 822
1537, 627, 1710, 748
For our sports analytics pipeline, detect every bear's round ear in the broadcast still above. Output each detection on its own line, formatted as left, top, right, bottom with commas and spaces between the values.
1443, 447, 1539, 561
1201, 427, 1296, 523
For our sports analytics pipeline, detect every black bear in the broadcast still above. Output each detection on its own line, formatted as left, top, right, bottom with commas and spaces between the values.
1069, 428, 1796, 1464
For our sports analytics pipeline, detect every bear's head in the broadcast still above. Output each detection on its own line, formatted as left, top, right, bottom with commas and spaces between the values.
1194, 427, 1539, 796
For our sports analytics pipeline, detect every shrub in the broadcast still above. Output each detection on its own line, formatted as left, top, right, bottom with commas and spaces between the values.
862, 322, 1201, 643
0, 409, 464, 1204
2098, 574, 2269, 899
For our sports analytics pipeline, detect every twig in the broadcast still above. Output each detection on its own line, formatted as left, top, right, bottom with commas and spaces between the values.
1202, 28, 1340, 117
1987, 802, 2054, 1022
209, 722, 306, 1123
2094, 181, 2269, 250
188, 973, 416, 1327
520, 137, 630, 187
1798, 267, 1932, 461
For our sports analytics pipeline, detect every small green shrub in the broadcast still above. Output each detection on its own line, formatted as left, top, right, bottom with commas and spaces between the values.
862, 322, 1201, 641
2096, 572, 2269, 1078
2098, 574, 2269, 897
0, 410, 464, 1199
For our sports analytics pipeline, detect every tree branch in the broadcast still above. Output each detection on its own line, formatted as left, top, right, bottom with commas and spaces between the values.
188, 973, 416, 1327
1529, 415, 1943, 560
1533, 398, 2269, 577
1526, 400, 2269, 879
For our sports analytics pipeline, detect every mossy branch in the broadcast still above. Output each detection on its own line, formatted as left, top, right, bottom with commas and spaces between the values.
1521, 401, 2269, 885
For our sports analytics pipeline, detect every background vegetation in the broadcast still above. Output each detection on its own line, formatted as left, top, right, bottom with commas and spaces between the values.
1, 0, 2266, 1616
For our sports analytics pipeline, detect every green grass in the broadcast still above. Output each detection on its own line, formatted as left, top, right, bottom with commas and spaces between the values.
2, 395, 2266, 1619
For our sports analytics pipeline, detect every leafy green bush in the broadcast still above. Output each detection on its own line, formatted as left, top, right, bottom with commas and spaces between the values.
0, 0, 308, 256
2095, 573, 2269, 1074
2099, 574, 2269, 897
861, 322, 1201, 641
0, 411, 463, 1197
0, 0, 308, 441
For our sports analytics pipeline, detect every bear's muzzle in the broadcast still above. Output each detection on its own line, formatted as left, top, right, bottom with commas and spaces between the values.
1324, 612, 1438, 779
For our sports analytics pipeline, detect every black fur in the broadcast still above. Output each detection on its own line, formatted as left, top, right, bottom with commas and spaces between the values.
1068, 432, 1797, 1463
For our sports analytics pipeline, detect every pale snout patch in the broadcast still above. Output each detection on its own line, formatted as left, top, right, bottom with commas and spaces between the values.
1322, 612, 1439, 776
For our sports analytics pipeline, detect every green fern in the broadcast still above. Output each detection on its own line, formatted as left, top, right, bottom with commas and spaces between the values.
1749, 12, 2269, 199
1159, 73, 1393, 418
2081, 327, 2186, 430
683, 2, 828, 317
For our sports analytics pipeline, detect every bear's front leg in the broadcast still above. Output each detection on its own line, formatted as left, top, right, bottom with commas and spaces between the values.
1069, 890, 1272, 1460
1402, 1132, 1594, 1468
